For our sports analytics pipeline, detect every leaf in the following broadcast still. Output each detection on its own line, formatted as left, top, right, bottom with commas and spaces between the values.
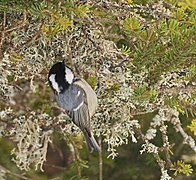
187, 119, 196, 136
123, 16, 141, 35
87, 76, 97, 89
127, 0, 133, 4
121, 44, 131, 54
110, 84, 121, 91
170, 160, 193, 176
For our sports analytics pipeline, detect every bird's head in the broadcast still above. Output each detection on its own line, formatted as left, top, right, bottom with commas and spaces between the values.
48, 61, 74, 93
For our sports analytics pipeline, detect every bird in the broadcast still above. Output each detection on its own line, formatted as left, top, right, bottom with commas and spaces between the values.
48, 60, 100, 152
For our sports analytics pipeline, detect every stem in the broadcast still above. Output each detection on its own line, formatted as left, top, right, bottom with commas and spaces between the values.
0, 165, 32, 180
0, 12, 6, 59
4, 11, 27, 33
145, 27, 154, 49
98, 137, 103, 180
133, 126, 166, 170
0, 12, 6, 47
68, 139, 81, 179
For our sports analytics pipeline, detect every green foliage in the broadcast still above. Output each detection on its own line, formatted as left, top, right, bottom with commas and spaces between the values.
164, 94, 196, 117
177, 0, 196, 9
30, 86, 52, 113
110, 83, 121, 91
0, 0, 93, 38
121, 44, 131, 54
43, 13, 73, 37
87, 76, 97, 89
187, 119, 196, 135
170, 160, 193, 176
123, 16, 142, 35
0, 138, 14, 168
9, 52, 23, 62
0, 0, 46, 15
104, 83, 121, 92
132, 84, 157, 103
123, 6, 196, 86
64, 3, 91, 18
0, 0, 196, 179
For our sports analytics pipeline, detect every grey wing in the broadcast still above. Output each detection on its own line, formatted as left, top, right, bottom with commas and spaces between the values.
67, 86, 91, 132
74, 79, 98, 117
66, 85, 100, 151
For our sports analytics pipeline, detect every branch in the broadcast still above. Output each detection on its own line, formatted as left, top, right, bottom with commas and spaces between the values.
0, 165, 32, 180
65, 34, 77, 75
98, 137, 103, 180
109, 59, 128, 72
145, 27, 154, 49
133, 126, 166, 170
44, 163, 66, 171
160, 122, 173, 168
0, 12, 6, 48
16, 20, 44, 50
4, 11, 27, 33
0, 11, 27, 58
158, 85, 196, 94
67, 137, 82, 179
96, 77, 106, 96
171, 116, 196, 152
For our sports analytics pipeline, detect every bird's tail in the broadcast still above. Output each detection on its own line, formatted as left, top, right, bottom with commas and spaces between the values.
83, 130, 100, 152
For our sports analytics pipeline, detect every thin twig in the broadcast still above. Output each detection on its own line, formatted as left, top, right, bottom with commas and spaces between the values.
133, 126, 166, 170
96, 77, 106, 96
171, 117, 196, 152
160, 122, 172, 168
19, 21, 44, 49
159, 85, 196, 94
67, 46, 76, 73
74, 146, 82, 179
145, 27, 154, 49
0, 11, 6, 48
68, 138, 82, 179
44, 163, 66, 171
98, 137, 103, 180
4, 11, 27, 33
65, 34, 78, 76
8, 83, 23, 91
0, 11, 27, 58
0, 165, 32, 180
109, 59, 128, 72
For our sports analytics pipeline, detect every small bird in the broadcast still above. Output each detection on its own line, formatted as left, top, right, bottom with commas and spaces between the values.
48, 61, 100, 152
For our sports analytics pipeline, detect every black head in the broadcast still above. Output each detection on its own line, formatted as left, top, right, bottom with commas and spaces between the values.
48, 61, 65, 76
48, 61, 73, 93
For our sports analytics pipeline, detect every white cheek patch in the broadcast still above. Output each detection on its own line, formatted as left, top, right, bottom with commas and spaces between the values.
65, 67, 74, 84
49, 74, 60, 93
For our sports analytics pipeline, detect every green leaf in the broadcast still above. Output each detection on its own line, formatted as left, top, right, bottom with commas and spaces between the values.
123, 16, 141, 35
87, 76, 97, 89
187, 119, 196, 136
170, 160, 193, 176
121, 44, 131, 54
